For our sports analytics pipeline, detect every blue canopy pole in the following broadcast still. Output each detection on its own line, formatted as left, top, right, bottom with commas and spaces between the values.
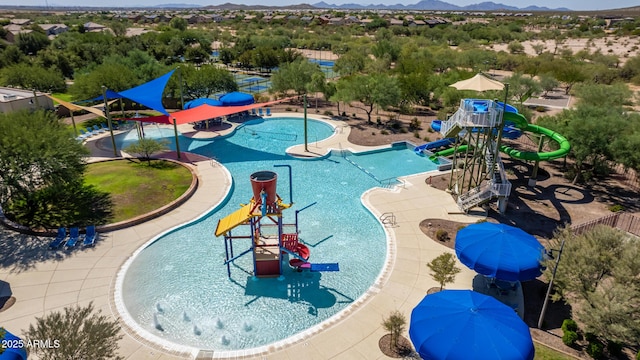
101, 86, 118, 157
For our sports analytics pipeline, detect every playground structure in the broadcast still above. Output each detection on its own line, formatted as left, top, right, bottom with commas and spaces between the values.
215, 167, 339, 278
417, 99, 570, 213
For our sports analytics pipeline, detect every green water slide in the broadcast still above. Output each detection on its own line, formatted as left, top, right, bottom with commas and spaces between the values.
432, 145, 469, 158
501, 111, 571, 161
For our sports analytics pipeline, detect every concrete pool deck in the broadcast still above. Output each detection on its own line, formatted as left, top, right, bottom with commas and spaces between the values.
0, 113, 483, 359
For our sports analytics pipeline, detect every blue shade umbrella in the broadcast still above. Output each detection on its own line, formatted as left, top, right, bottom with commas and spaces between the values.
219, 91, 255, 106
409, 290, 534, 360
183, 98, 223, 109
455, 223, 545, 282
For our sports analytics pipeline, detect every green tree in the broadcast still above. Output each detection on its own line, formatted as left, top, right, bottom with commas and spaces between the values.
181, 64, 237, 100
70, 62, 139, 99
125, 138, 169, 166
333, 73, 401, 123
507, 40, 525, 54
427, 253, 461, 290
0, 111, 88, 217
170, 16, 188, 31
543, 226, 640, 346
538, 73, 559, 98
333, 50, 368, 77
381, 310, 406, 349
25, 302, 123, 360
15, 31, 50, 55
270, 59, 323, 96
0, 63, 66, 92
504, 72, 540, 104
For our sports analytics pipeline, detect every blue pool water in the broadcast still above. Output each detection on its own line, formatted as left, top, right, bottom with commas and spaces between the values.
119, 118, 438, 351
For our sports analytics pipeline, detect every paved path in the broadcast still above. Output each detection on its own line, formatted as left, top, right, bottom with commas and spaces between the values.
0, 113, 483, 359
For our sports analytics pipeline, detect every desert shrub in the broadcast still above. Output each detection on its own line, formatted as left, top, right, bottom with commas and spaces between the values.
399, 128, 408, 133
636, 349, 640, 360
427, 127, 434, 133
409, 117, 420, 130
536, 106, 546, 112
423, 136, 429, 141
476, 219, 488, 223
562, 319, 579, 333
414, 131, 421, 138
436, 229, 448, 242
381, 130, 389, 135
285, 107, 292, 111
352, 113, 356, 118
608, 204, 624, 212
341, 112, 347, 117
377, 117, 382, 127
562, 331, 578, 347
371, 132, 376, 136
323, 110, 333, 116
586, 339, 604, 359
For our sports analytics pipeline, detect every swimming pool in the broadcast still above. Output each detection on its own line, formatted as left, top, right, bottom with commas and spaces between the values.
118, 117, 438, 353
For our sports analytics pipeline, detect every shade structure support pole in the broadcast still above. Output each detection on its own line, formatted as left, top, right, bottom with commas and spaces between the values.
304, 93, 308, 152
101, 86, 118, 157
173, 118, 181, 160
70, 112, 77, 136
178, 66, 185, 111
538, 238, 565, 329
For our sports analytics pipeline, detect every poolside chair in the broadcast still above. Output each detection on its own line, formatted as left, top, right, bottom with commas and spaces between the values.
65, 227, 80, 249
266, 108, 271, 116
100, 123, 110, 132
93, 125, 105, 134
258, 108, 264, 116
49, 227, 66, 249
251, 108, 257, 116
82, 225, 98, 247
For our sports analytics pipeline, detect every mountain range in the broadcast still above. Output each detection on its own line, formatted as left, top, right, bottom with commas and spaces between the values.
194, 0, 571, 11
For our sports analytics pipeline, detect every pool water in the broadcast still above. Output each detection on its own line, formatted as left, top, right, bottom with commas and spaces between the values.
119, 117, 437, 351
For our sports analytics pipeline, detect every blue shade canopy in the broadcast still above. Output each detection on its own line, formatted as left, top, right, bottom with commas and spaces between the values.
455, 223, 545, 282
409, 290, 534, 360
184, 98, 223, 109
105, 70, 175, 115
219, 91, 255, 106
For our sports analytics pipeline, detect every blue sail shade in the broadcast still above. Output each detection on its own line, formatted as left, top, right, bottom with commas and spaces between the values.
105, 70, 175, 115
184, 98, 223, 109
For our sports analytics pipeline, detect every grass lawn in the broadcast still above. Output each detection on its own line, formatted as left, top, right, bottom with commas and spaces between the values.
51, 92, 74, 102
534, 343, 574, 360
84, 159, 193, 223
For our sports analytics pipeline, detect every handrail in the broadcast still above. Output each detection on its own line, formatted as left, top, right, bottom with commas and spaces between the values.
379, 212, 397, 226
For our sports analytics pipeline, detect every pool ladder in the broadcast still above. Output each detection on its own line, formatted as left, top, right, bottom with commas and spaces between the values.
380, 212, 397, 227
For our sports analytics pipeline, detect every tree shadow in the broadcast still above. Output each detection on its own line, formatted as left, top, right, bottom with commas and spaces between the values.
521, 279, 572, 330
0, 228, 73, 273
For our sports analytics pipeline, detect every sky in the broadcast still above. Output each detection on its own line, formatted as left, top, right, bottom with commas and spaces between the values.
3, 0, 639, 10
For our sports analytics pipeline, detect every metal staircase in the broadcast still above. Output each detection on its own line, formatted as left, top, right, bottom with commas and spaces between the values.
438, 99, 512, 212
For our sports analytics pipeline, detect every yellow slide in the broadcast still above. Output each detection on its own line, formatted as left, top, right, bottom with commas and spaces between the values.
215, 203, 254, 237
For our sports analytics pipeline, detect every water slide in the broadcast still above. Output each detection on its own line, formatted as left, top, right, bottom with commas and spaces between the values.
432, 119, 522, 140
414, 136, 456, 153
429, 108, 570, 162
500, 111, 571, 161
215, 203, 254, 237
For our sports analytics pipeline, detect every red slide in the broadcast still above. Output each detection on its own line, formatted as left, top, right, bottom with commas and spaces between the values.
289, 243, 310, 269
296, 243, 310, 260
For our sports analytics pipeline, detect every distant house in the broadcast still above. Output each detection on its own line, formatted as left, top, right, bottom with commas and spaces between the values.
388, 18, 403, 26
84, 22, 107, 32
0, 87, 54, 114
10, 18, 31, 26
4, 26, 32, 43
39, 24, 69, 36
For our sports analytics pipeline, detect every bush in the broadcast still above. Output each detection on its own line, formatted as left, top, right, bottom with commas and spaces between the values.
586, 340, 604, 359
323, 110, 334, 117
285, 107, 292, 111
608, 204, 624, 212
341, 112, 347, 117
636, 349, 640, 360
562, 331, 578, 347
561, 319, 579, 333
414, 131, 421, 138
409, 117, 420, 130
535, 106, 546, 112
381, 130, 389, 135
436, 229, 448, 242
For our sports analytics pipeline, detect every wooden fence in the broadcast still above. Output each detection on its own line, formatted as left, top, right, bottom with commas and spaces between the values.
571, 212, 640, 237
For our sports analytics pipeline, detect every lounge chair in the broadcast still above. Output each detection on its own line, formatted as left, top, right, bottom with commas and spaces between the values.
65, 227, 80, 248
251, 108, 257, 116
100, 123, 110, 132
93, 125, 105, 134
266, 108, 271, 116
49, 227, 66, 249
78, 129, 91, 139
258, 108, 264, 116
83, 225, 98, 247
